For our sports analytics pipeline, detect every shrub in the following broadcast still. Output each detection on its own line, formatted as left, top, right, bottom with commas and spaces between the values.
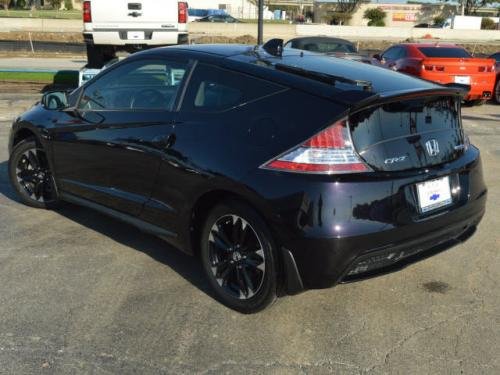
481, 18, 496, 30
64, 0, 73, 10
364, 8, 386, 27
433, 15, 446, 26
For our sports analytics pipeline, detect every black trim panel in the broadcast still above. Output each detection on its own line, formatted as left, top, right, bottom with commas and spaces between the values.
60, 192, 178, 239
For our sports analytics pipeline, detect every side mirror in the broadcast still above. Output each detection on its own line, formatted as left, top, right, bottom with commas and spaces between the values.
373, 54, 381, 60
41, 91, 69, 110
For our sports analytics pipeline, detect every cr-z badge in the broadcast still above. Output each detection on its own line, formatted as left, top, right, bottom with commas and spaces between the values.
384, 156, 407, 164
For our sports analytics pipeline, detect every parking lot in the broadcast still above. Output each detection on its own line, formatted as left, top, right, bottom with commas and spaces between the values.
0, 90, 499, 374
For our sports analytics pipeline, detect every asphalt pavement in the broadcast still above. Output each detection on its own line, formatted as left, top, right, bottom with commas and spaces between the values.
0, 91, 499, 374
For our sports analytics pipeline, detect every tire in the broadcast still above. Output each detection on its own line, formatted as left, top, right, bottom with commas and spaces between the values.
86, 44, 116, 69
200, 200, 279, 313
463, 99, 487, 107
8, 138, 59, 209
494, 79, 500, 104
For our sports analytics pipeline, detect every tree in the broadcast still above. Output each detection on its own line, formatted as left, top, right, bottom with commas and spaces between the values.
364, 8, 386, 26
329, 11, 353, 25
315, 0, 369, 25
0, 0, 10, 10
439, 0, 497, 15
49, 0, 62, 9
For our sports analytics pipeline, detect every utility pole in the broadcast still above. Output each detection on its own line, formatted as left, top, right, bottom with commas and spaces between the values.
257, 0, 264, 45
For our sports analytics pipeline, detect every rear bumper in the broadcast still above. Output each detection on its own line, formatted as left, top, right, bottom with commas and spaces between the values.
84, 31, 188, 46
420, 72, 496, 100
246, 147, 487, 291
283, 190, 485, 290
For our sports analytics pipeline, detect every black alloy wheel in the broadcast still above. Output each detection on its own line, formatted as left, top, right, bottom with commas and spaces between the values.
9, 139, 58, 209
201, 201, 278, 313
208, 214, 266, 299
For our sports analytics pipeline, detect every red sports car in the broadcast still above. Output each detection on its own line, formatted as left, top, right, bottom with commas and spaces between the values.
374, 43, 496, 105
490, 52, 500, 103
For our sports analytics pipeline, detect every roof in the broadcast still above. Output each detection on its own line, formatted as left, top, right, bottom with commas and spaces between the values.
400, 43, 461, 48
133, 43, 441, 98
140, 43, 254, 57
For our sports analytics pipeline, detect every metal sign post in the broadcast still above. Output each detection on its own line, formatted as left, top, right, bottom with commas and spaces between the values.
257, 0, 264, 45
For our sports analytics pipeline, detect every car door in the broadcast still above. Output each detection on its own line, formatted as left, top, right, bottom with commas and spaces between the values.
139, 62, 286, 245
49, 57, 190, 216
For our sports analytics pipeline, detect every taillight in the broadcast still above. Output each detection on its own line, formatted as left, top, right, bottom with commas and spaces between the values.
261, 118, 370, 174
178, 2, 187, 24
83, 1, 92, 23
478, 65, 495, 72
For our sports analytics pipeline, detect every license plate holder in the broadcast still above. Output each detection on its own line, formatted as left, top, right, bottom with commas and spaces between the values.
454, 76, 470, 85
127, 31, 145, 40
416, 176, 452, 213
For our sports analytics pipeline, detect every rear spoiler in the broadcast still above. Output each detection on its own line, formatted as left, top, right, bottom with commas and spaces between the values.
347, 86, 468, 113
441, 83, 471, 99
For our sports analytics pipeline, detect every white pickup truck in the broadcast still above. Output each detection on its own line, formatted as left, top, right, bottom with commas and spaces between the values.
83, 0, 188, 68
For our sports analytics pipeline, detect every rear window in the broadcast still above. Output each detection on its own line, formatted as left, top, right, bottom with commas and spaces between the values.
418, 47, 471, 58
350, 97, 461, 152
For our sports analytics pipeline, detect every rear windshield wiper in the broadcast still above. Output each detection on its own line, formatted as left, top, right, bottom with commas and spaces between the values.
275, 63, 372, 91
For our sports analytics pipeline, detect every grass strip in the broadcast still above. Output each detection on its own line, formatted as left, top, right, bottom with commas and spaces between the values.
0, 10, 82, 19
0, 71, 78, 84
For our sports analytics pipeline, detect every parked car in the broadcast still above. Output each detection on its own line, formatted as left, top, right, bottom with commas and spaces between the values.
285, 36, 370, 63
414, 23, 431, 28
83, 0, 189, 68
8, 44, 486, 313
490, 52, 500, 103
373, 43, 496, 105
196, 14, 240, 23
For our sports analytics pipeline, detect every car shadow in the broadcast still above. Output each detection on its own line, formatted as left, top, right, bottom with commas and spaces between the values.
0, 160, 215, 299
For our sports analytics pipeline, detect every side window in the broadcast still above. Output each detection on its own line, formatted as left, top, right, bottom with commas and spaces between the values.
78, 59, 188, 111
396, 47, 407, 59
181, 63, 284, 113
382, 47, 399, 61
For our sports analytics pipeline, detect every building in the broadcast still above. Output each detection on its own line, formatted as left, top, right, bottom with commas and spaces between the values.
314, 1, 459, 27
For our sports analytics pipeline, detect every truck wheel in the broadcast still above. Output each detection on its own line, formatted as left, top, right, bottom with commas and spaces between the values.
463, 99, 487, 107
86, 44, 116, 69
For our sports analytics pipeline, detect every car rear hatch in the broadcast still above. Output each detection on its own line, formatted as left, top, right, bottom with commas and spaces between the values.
90, 0, 181, 30
349, 90, 466, 172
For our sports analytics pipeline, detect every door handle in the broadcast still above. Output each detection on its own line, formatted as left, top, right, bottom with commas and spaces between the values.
152, 134, 176, 150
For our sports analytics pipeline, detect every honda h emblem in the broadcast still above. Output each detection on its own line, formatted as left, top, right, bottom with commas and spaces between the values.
425, 139, 440, 156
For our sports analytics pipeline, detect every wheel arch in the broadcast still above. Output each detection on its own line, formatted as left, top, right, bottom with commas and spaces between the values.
12, 127, 40, 148
189, 188, 295, 296
189, 189, 277, 257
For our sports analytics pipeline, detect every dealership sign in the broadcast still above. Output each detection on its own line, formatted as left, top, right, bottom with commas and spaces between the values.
392, 13, 417, 22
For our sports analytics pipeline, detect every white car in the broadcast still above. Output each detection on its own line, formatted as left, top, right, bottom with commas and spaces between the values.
83, 0, 188, 68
